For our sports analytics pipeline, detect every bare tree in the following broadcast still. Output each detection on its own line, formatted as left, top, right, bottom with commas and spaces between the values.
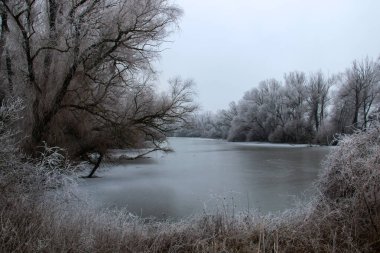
307, 71, 335, 132
335, 58, 380, 131
80, 76, 196, 177
283, 71, 309, 142
0, 0, 190, 155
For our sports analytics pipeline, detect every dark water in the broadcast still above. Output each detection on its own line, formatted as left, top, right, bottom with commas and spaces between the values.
80, 138, 331, 219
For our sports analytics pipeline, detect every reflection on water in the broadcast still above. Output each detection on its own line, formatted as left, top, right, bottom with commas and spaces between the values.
79, 138, 331, 219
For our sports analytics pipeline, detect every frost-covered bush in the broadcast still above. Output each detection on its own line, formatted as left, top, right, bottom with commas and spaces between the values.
0, 98, 80, 196
1, 147, 79, 197
274, 123, 380, 252
319, 128, 380, 201
315, 124, 380, 247
0, 97, 24, 167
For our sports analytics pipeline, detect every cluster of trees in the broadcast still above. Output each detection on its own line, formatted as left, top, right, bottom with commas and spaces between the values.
0, 0, 379, 157
0, 0, 196, 164
175, 57, 380, 144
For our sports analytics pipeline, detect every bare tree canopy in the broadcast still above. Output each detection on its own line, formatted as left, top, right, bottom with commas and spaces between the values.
332, 58, 380, 132
0, 0, 196, 156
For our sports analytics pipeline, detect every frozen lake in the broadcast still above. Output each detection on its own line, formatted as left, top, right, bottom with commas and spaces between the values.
80, 137, 331, 219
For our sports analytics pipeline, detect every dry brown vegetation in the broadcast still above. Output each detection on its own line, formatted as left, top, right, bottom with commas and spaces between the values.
1, 99, 380, 252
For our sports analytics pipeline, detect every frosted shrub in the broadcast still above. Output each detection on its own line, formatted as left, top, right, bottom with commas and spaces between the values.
318, 125, 380, 202
276, 124, 380, 252
0, 98, 80, 196
315, 124, 380, 248
0, 97, 24, 166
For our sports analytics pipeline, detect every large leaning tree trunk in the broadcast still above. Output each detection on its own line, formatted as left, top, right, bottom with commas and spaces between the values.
0, 0, 188, 154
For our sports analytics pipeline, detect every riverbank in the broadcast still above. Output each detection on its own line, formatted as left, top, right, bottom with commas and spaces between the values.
1, 127, 379, 252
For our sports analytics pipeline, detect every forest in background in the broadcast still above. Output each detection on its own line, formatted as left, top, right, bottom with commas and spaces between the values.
174, 57, 380, 144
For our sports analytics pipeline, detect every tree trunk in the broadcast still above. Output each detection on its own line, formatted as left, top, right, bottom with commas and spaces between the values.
352, 106, 359, 129
314, 106, 319, 132
87, 153, 103, 178
363, 101, 367, 129
42, 0, 57, 91
5, 49, 13, 94
352, 90, 360, 129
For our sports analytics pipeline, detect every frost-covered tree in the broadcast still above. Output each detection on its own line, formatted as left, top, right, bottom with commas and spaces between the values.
306, 71, 334, 132
0, 0, 196, 156
227, 77, 312, 143
331, 58, 380, 133
282, 71, 310, 142
214, 102, 237, 139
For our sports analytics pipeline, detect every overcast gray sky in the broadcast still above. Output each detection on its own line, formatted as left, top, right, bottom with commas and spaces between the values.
155, 0, 380, 112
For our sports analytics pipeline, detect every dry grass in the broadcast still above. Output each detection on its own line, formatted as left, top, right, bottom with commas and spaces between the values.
1, 99, 380, 252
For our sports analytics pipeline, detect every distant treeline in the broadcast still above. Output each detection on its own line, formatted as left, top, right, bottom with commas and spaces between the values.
174, 57, 380, 144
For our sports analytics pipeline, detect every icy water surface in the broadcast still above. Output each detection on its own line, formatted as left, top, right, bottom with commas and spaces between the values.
80, 138, 331, 219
